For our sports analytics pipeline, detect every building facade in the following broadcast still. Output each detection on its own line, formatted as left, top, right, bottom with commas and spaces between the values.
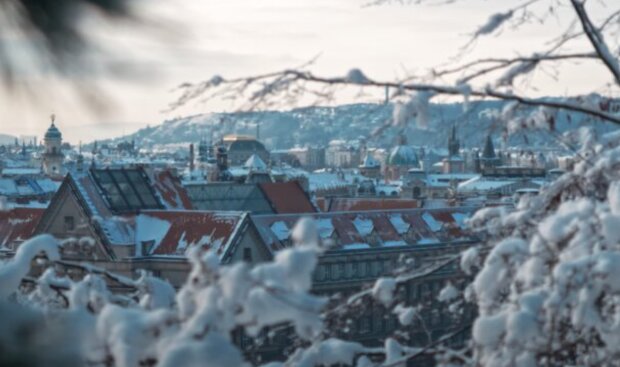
41, 117, 65, 177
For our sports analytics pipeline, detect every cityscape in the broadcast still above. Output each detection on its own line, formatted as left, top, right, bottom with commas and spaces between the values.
1, 1, 619, 367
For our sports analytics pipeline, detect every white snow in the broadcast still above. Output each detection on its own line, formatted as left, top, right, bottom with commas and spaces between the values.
0, 234, 60, 299
422, 212, 442, 232
475, 10, 513, 36
460, 246, 480, 275
372, 277, 396, 307
438, 282, 459, 302
342, 243, 370, 250
315, 218, 335, 239
353, 217, 374, 236
345, 68, 370, 84
270, 221, 290, 241
389, 214, 410, 235
135, 215, 172, 255
383, 240, 407, 247
452, 212, 469, 229
393, 304, 417, 326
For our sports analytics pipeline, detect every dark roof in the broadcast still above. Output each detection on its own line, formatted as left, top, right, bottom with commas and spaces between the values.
227, 140, 267, 152
89, 168, 192, 214
0, 208, 45, 247
91, 168, 163, 213
258, 181, 316, 214
186, 183, 274, 213
136, 210, 246, 258
44, 123, 62, 139
317, 198, 419, 212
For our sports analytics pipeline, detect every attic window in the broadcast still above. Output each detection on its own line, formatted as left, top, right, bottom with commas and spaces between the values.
243, 248, 252, 262
64, 216, 75, 231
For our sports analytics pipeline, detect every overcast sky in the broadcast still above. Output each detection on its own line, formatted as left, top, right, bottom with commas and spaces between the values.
0, 0, 613, 143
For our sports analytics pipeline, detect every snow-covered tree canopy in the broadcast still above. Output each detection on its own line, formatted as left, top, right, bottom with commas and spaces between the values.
0, 218, 464, 367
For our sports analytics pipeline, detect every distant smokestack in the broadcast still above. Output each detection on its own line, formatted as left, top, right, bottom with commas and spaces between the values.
189, 143, 195, 173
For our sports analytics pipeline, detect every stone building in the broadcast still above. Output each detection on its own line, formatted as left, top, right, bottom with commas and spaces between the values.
249, 208, 477, 357
41, 116, 65, 178
359, 152, 381, 179
31, 167, 273, 287
287, 146, 326, 170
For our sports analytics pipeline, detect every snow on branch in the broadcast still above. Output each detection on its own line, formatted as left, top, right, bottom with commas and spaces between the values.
171, 68, 620, 126
0, 234, 60, 299
571, 0, 620, 86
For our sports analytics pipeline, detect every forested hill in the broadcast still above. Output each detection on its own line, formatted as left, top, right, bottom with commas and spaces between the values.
105, 100, 616, 150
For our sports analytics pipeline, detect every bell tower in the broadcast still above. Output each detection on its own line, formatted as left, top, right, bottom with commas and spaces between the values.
42, 114, 65, 177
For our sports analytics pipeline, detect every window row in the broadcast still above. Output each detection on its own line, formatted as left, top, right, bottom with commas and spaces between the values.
313, 259, 396, 282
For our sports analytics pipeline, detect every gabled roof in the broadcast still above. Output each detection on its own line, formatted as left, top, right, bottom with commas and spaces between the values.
186, 181, 316, 214
251, 208, 476, 252
44, 168, 192, 248
0, 177, 60, 198
79, 167, 192, 215
136, 210, 247, 259
0, 208, 45, 247
186, 183, 274, 213
244, 154, 268, 171
258, 181, 316, 214
317, 197, 419, 212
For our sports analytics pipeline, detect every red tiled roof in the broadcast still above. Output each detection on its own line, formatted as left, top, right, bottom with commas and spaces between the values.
370, 215, 401, 242
332, 215, 364, 244
137, 211, 245, 257
320, 198, 420, 212
150, 171, 193, 210
258, 181, 316, 214
0, 208, 45, 247
250, 208, 475, 250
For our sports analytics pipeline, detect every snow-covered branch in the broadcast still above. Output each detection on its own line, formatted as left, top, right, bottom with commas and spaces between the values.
172, 69, 620, 126
571, 0, 620, 86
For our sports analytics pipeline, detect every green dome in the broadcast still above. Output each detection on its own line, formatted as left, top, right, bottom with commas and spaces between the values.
45, 123, 62, 140
388, 145, 419, 167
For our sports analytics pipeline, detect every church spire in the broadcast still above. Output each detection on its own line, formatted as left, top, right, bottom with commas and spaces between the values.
448, 123, 460, 157
482, 135, 496, 159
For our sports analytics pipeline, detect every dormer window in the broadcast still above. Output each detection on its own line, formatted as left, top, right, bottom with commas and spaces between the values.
141, 240, 155, 256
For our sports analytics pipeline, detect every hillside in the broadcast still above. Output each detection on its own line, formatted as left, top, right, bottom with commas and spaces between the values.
104, 101, 616, 151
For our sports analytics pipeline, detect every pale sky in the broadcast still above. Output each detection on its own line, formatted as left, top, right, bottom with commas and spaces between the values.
0, 0, 613, 143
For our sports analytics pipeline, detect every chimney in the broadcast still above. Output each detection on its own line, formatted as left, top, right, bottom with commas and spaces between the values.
189, 143, 195, 173
77, 155, 84, 172
217, 146, 228, 172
